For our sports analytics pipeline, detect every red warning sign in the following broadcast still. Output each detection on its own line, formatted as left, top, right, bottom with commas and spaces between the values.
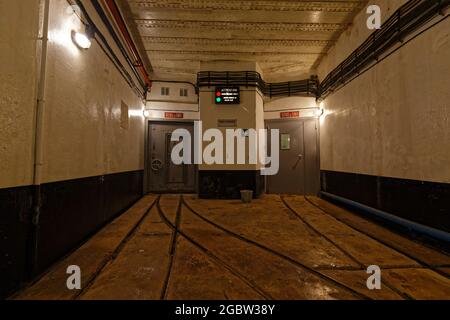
280, 111, 300, 118
165, 112, 184, 119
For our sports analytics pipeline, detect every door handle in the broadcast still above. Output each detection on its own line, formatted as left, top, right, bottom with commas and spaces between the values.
292, 154, 303, 170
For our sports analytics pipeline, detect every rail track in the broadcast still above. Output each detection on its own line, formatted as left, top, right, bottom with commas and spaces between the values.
74, 193, 450, 300
156, 196, 273, 300
159, 197, 182, 300
302, 195, 450, 280
74, 196, 160, 300
279, 196, 413, 299
180, 195, 373, 300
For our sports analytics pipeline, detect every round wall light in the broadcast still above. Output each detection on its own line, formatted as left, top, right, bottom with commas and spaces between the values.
71, 30, 92, 49
71, 25, 94, 50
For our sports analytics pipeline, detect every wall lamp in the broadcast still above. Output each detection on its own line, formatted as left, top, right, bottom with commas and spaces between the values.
71, 25, 94, 50
143, 110, 151, 118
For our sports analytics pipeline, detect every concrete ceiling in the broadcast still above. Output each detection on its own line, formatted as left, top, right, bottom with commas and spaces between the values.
119, 0, 368, 83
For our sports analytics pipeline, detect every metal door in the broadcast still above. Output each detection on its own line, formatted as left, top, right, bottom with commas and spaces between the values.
266, 119, 319, 195
147, 122, 196, 193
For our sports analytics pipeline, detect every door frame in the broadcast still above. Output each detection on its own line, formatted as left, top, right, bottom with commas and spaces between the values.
264, 117, 321, 195
144, 119, 198, 194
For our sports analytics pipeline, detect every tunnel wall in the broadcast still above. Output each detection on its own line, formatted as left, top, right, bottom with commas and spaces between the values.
0, 0, 145, 298
0, 0, 38, 189
0, 0, 40, 300
317, 1, 450, 232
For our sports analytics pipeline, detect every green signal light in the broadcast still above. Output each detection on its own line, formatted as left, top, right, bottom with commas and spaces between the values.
216, 97, 222, 103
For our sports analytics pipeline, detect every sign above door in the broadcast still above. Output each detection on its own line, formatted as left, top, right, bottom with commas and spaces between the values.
165, 112, 184, 119
280, 111, 300, 118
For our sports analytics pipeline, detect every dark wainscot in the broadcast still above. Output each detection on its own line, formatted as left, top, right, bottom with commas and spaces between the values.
0, 170, 143, 299
321, 170, 450, 233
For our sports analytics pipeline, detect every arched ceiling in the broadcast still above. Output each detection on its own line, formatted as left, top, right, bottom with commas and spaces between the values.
119, 0, 368, 83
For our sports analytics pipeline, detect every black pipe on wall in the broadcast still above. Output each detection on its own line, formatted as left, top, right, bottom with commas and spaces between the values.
197, 71, 319, 98
318, 0, 450, 99
74, 0, 147, 98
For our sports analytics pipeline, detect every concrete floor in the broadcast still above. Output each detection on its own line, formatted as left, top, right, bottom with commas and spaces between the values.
14, 195, 450, 300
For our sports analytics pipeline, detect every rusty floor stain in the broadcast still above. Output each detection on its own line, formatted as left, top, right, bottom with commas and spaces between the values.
13, 194, 450, 300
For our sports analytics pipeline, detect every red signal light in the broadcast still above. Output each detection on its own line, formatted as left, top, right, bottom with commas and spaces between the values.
216, 91, 221, 97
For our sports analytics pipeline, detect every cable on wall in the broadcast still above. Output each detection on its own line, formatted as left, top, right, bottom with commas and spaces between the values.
318, 0, 450, 99
73, 0, 149, 99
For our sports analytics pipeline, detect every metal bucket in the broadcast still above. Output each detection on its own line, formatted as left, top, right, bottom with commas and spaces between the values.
240, 190, 253, 203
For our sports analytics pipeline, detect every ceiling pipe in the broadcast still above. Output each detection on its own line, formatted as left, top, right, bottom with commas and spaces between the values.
102, 0, 152, 89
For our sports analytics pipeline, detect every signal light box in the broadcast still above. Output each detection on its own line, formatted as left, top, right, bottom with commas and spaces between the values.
215, 87, 240, 105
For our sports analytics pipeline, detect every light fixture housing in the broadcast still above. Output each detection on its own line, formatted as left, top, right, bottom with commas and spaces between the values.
71, 25, 94, 50
71, 31, 91, 49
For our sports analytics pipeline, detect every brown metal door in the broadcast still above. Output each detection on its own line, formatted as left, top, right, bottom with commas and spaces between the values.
147, 122, 196, 192
266, 119, 319, 195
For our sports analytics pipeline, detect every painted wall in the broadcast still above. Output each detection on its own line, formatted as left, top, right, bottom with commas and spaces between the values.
41, 0, 145, 183
0, 0, 40, 299
0, 0, 40, 189
318, 1, 450, 184
31, 0, 147, 274
0, 0, 148, 297
0, 0, 146, 188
